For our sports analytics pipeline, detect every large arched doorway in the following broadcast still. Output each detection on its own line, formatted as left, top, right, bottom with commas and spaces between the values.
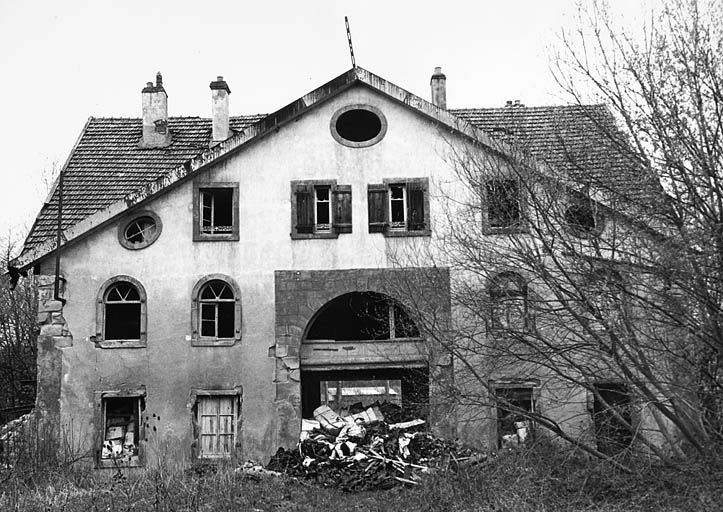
300, 292, 429, 420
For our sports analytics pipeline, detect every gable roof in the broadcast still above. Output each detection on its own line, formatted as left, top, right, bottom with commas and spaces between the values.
14, 66, 653, 269
452, 105, 652, 200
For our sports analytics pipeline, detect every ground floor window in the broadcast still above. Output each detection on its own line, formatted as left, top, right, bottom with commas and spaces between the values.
195, 395, 238, 459
301, 367, 428, 422
495, 386, 535, 448
593, 383, 633, 454
97, 392, 145, 467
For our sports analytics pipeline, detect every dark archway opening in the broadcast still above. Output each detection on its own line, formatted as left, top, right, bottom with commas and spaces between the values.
305, 292, 420, 341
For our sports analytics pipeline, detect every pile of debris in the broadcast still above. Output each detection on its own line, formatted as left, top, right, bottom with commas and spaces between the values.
267, 403, 485, 492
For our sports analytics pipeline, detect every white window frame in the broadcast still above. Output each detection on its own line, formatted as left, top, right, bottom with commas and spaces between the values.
388, 183, 407, 230
314, 185, 332, 233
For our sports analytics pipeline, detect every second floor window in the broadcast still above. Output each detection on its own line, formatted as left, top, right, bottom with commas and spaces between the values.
368, 178, 430, 236
201, 189, 234, 234
193, 182, 239, 242
291, 181, 352, 238
486, 179, 521, 230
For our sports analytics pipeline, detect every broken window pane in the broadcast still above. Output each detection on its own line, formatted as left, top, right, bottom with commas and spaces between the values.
102, 396, 141, 460
389, 184, 406, 227
487, 179, 521, 228
200, 188, 234, 233
315, 186, 331, 231
124, 217, 156, 245
495, 387, 534, 448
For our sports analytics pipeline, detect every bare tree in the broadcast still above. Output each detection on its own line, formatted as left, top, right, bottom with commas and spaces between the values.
387, 0, 723, 467
0, 234, 37, 424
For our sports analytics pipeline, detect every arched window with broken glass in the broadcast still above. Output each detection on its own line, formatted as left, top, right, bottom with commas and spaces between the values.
191, 275, 242, 346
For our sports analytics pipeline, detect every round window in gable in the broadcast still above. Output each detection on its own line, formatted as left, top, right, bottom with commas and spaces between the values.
118, 211, 162, 250
330, 105, 387, 148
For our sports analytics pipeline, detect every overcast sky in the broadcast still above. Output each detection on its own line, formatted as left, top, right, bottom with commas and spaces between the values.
0, 0, 652, 247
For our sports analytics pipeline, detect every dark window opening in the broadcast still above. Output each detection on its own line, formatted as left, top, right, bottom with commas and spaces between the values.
104, 283, 142, 340
390, 184, 406, 226
593, 383, 633, 454
199, 281, 235, 338
306, 292, 420, 341
496, 387, 534, 447
335, 109, 382, 143
301, 367, 429, 421
566, 193, 600, 234
315, 186, 331, 231
201, 188, 234, 234
101, 397, 142, 461
487, 180, 521, 228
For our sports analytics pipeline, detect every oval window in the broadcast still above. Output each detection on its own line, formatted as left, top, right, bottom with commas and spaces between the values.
330, 105, 387, 148
118, 211, 162, 250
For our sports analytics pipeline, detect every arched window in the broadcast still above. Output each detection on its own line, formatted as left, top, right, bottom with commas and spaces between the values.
305, 292, 420, 342
96, 276, 147, 348
191, 275, 242, 346
489, 272, 529, 332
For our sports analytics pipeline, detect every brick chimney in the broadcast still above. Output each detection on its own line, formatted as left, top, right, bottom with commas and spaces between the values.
210, 76, 231, 142
430, 67, 447, 109
140, 72, 171, 148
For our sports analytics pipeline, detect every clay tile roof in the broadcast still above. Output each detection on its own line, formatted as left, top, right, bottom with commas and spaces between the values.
24, 115, 264, 249
451, 105, 655, 201
22, 96, 655, 255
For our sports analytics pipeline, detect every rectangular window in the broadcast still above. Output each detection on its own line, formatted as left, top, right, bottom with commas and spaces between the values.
593, 383, 633, 454
201, 189, 234, 234
368, 178, 430, 236
198, 396, 236, 459
315, 186, 331, 233
389, 184, 407, 229
98, 393, 144, 467
486, 179, 521, 230
193, 182, 239, 241
495, 387, 534, 448
291, 181, 352, 238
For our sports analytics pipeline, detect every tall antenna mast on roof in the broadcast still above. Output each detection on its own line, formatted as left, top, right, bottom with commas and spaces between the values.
345, 16, 356, 68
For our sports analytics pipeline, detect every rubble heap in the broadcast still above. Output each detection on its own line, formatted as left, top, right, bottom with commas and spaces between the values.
266, 402, 485, 492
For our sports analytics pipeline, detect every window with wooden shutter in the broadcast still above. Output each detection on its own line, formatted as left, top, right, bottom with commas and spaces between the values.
407, 181, 426, 231
367, 184, 388, 233
295, 184, 315, 234
370, 178, 431, 236
198, 396, 236, 459
332, 185, 352, 233
291, 180, 352, 239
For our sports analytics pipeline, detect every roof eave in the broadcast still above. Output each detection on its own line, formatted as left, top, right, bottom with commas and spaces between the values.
12, 66, 550, 270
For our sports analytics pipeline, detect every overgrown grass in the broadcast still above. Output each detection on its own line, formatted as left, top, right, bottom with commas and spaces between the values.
2, 440, 722, 511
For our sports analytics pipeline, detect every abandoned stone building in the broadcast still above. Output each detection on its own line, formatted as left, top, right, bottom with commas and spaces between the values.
11, 65, 653, 467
